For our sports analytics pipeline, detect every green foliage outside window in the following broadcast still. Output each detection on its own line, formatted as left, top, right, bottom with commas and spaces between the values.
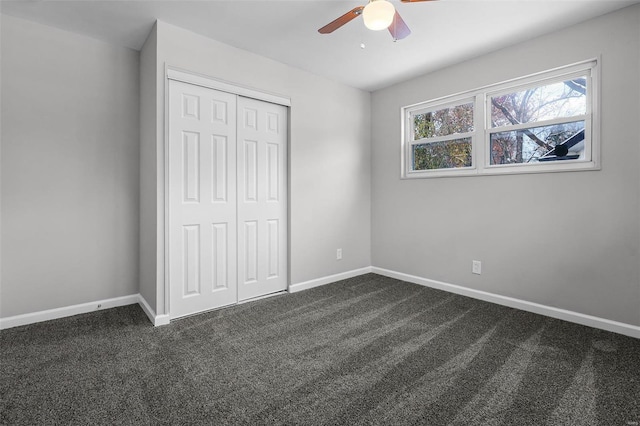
412, 103, 474, 170
413, 103, 474, 140
413, 138, 472, 170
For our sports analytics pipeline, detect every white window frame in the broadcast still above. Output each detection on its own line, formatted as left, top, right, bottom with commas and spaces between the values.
404, 94, 479, 178
401, 58, 600, 179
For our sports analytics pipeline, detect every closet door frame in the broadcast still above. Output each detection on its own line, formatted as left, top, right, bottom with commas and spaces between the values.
164, 67, 291, 319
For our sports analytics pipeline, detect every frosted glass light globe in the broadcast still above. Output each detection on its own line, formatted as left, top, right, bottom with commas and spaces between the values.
362, 0, 395, 31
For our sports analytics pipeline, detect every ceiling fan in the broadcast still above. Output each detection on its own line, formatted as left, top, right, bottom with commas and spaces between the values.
318, 0, 437, 41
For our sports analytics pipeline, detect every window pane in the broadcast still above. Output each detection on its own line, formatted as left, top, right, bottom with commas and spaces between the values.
413, 138, 472, 170
413, 102, 474, 140
491, 77, 587, 128
489, 121, 585, 165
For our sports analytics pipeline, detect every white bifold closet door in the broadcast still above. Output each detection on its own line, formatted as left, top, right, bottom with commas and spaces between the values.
169, 80, 287, 319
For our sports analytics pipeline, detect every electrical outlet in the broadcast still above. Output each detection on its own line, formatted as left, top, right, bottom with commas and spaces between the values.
472, 260, 482, 275
336, 248, 343, 260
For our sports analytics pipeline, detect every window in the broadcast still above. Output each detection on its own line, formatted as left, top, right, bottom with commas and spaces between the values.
401, 59, 598, 178
411, 101, 474, 171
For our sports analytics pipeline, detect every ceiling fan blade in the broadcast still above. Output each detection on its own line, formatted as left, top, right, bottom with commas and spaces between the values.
400, 0, 438, 2
318, 6, 364, 34
388, 10, 411, 40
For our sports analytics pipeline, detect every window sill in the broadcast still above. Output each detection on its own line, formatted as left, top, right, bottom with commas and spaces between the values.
402, 160, 599, 179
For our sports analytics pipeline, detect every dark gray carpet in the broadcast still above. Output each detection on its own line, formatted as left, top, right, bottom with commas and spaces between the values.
1, 273, 638, 425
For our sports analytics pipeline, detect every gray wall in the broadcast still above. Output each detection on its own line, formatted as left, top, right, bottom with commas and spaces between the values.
140, 21, 372, 315
0, 15, 140, 317
139, 23, 158, 313
371, 5, 640, 326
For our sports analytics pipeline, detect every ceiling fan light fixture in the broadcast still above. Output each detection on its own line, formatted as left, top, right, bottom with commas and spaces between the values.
363, 0, 395, 31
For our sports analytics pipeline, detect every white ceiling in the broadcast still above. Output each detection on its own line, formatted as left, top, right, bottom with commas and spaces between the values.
2, 0, 638, 91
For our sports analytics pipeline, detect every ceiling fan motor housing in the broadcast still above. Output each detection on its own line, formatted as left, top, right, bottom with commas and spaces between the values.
363, 0, 396, 30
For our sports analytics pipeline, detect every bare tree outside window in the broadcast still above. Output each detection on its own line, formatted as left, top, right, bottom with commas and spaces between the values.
489, 77, 587, 165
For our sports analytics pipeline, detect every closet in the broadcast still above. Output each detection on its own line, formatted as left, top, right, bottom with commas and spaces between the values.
168, 79, 288, 319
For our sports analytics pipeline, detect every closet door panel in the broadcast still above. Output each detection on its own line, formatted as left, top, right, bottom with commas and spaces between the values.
237, 97, 288, 301
169, 80, 238, 318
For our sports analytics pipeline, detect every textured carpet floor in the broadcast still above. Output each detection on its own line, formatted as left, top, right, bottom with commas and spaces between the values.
1, 273, 638, 425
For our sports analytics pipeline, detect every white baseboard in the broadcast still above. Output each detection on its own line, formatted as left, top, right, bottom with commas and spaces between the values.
3, 267, 637, 339
137, 295, 170, 326
289, 266, 373, 293
372, 267, 640, 339
0, 268, 372, 329
0, 294, 139, 330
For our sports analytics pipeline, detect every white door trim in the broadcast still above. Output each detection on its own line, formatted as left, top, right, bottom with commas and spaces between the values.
167, 67, 291, 107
